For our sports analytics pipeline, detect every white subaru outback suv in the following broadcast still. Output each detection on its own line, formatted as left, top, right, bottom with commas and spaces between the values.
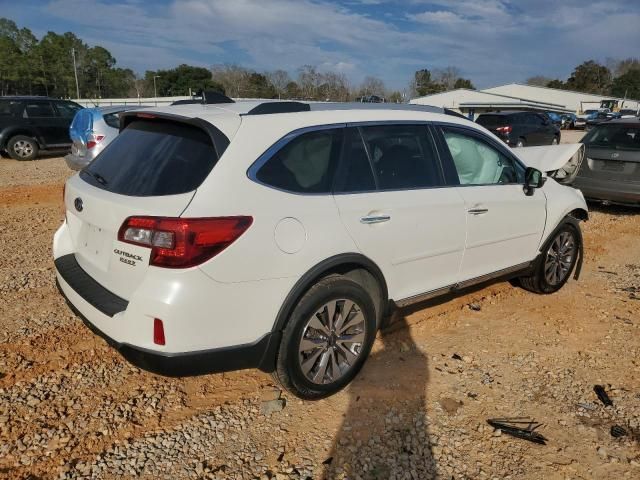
54, 100, 588, 399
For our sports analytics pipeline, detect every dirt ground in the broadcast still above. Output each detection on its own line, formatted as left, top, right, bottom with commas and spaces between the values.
1, 132, 640, 479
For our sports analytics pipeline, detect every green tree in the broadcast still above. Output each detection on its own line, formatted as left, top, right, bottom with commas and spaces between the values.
610, 68, 640, 99
546, 79, 566, 89
453, 78, 474, 89
565, 60, 611, 94
147, 64, 224, 97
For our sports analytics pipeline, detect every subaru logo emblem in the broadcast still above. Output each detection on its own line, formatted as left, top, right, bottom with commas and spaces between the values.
74, 197, 83, 212
611, 152, 619, 159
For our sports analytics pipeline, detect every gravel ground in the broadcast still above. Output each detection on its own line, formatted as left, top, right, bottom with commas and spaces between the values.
1, 151, 639, 480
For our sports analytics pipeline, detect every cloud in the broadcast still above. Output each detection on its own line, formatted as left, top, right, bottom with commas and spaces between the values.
10, 0, 640, 90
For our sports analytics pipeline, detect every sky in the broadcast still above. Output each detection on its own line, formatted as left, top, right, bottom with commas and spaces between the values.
2, 0, 639, 90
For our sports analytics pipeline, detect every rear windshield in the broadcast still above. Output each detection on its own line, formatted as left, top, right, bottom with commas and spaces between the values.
476, 115, 508, 127
80, 119, 220, 196
582, 124, 640, 151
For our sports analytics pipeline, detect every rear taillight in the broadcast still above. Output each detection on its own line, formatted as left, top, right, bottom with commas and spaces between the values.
153, 318, 166, 345
118, 216, 253, 268
496, 125, 512, 134
86, 132, 105, 150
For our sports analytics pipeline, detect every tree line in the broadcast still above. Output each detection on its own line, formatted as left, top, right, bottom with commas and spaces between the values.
0, 16, 477, 102
526, 59, 640, 99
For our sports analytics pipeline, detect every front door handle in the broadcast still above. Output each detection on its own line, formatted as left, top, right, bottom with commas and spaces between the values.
468, 208, 488, 215
360, 214, 391, 224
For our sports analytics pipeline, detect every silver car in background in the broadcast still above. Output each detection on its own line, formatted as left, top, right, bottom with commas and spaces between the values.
64, 105, 147, 170
572, 118, 640, 206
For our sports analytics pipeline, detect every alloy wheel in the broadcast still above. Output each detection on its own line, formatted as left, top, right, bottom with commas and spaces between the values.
544, 231, 576, 286
13, 140, 34, 158
298, 299, 366, 385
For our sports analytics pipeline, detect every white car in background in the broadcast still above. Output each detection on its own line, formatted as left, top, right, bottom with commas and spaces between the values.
54, 101, 588, 399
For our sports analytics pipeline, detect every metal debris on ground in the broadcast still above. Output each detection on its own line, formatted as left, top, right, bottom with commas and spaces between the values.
594, 385, 613, 407
611, 425, 628, 438
487, 417, 547, 445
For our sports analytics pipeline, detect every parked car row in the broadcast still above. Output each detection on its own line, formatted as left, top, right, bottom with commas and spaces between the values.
0, 96, 83, 160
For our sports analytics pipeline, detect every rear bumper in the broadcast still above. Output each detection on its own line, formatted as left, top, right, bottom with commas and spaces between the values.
573, 176, 640, 206
54, 258, 279, 376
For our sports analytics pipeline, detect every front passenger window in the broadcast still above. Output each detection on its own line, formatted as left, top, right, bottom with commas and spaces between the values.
442, 129, 523, 185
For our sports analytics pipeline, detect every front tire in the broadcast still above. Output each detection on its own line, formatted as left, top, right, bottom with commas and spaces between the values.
551, 136, 559, 145
515, 138, 526, 148
272, 275, 377, 400
519, 221, 581, 294
7, 135, 39, 161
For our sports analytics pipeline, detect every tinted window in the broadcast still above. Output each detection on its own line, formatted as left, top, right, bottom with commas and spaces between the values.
80, 120, 221, 196
103, 112, 121, 129
442, 128, 524, 185
582, 124, 640, 151
56, 101, 82, 118
476, 115, 508, 128
336, 128, 376, 193
255, 128, 343, 193
359, 124, 441, 190
0, 100, 23, 116
25, 102, 55, 118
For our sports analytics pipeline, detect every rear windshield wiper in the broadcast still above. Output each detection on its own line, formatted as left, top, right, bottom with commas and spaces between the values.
85, 170, 108, 186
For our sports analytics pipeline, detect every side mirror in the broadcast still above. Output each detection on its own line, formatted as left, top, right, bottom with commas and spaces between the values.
524, 167, 545, 196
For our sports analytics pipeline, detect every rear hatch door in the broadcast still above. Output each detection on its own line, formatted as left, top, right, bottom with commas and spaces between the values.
64, 116, 228, 300
578, 123, 640, 182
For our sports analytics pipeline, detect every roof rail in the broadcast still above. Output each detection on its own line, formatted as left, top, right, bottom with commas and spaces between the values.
246, 101, 311, 115
444, 108, 467, 119
201, 91, 234, 104
309, 102, 443, 114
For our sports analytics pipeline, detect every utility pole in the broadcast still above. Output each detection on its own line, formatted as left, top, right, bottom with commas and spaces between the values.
71, 48, 80, 99
153, 75, 160, 106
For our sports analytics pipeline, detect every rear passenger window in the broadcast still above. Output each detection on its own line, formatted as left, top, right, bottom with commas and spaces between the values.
359, 124, 442, 190
25, 102, 56, 118
335, 128, 376, 193
256, 129, 343, 194
442, 129, 524, 185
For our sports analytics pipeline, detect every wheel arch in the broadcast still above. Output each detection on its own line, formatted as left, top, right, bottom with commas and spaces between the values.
271, 253, 389, 334
1, 129, 43, 149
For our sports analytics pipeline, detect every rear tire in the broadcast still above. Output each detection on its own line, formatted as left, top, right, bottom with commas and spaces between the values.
7, 135, 39, 161
516, 138, 526, 148
272, 275, 377, 400
551, 136, 559, 145
519, 220, 581, 294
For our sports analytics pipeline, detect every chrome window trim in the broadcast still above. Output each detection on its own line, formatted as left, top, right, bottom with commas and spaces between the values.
247, 120, 457, 196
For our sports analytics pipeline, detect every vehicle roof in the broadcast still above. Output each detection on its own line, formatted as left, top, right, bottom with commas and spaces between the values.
605, 117, 640, 125
0, 96, 68, 101
132, 101, 474, 140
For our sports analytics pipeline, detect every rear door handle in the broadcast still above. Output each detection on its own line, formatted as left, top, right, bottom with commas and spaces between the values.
360, 214, 391, 224
468, 208, 488, 215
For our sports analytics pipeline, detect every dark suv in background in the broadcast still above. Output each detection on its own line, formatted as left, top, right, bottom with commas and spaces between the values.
0, 96, 83, 160
476, 111, 561, 147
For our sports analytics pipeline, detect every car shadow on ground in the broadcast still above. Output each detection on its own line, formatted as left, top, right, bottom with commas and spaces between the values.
323, 314, 437, 479
322, 277, 518, 479
587, 200, 639, 216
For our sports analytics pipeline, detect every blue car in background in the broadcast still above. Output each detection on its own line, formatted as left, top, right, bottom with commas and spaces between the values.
64, 105, 147, 170
545, 111, 563, 128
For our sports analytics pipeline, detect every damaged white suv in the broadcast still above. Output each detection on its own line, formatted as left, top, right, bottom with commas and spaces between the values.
54, 100, 587, 399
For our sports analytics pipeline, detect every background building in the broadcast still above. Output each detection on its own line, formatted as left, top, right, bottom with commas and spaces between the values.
411, 83, 640, 119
